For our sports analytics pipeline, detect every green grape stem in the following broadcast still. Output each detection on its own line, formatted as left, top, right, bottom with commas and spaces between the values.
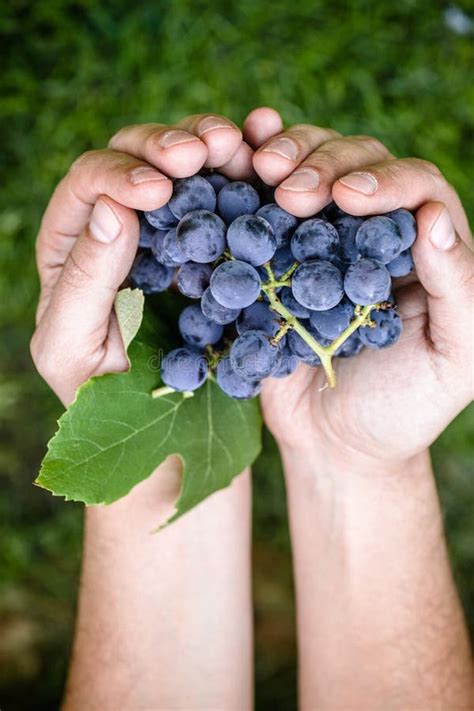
261, 268, 375, 388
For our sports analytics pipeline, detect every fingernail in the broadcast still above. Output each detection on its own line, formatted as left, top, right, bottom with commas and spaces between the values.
198, 116, 232, 134
262, 138, 298, 161
159, 130, 200, 149
429, 208, 457, 250
89, 200, 122, 244
129, 166, 166, 185
338, 172, 378, 195
279, 168, 320, 191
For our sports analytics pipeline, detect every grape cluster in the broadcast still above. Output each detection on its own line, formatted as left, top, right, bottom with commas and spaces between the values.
130, 173, 416, 399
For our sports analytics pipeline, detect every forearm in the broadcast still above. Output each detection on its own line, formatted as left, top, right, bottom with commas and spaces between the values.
281, 445, 473, 710
63, 458, 253, 711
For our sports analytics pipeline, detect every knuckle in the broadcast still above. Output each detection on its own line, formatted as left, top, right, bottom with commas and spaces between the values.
69, 149, 104, 174
61, 253, 93, 290
352, 134, 388, 156
108, 124, 136, 148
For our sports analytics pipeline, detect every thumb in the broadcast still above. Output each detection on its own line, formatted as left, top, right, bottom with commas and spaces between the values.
32, 197, 139, 399
413, 201, 474, 351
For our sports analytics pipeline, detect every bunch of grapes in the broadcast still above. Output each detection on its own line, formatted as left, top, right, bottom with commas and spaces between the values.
130, 173, 416, 399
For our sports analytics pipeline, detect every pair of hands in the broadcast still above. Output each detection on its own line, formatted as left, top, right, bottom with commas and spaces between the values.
31, 108, 473, 470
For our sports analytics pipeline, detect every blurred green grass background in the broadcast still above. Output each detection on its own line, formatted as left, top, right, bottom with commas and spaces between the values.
1, 1, 473, 708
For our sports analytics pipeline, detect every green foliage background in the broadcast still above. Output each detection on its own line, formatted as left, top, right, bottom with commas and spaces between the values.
0, 1, 473, 708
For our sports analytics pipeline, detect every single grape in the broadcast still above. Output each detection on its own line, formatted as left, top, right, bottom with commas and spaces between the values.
291, 218, 340, 262
230, 329, 280, 380
271, 246, 297, 279
286, 327, 321, 367
162, 227, 188, 265
292, 260, 344, 311
161, 347, 208, 392
344, 258, 391, 305
359, 308, 403, 349
210, 260, 261, 309
176, 210, 226, 263
177, 262, 212, 299
385, 208, 417, 250
202, 172, 229, 193
387, 249, 414, 277
227, 215, 277, 266
178, 304, 223, 349
309, 297, 354, 340
150, 230, 182, 267
332, 214, 363, 262
130, 252, 175, 294
271, 342, 299, 378
256, 203, 298, 248
280, 287, 311, 318
335, 331, 364, 358
217, 181, 260, 224
355, 216, 403, 264
138, 214, 157, 248
144, 203, 178, 230
201, 287, 241, 325
216, 357, 261, 399
236, 301, 281, 337
168, 175, 217, 218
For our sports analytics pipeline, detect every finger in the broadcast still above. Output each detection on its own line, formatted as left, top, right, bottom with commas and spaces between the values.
243, 107, 284, 149
38, 149, 172, 289
32, 197, 138, 398
217, 141, 257, 182
274, 135, 391, 218
333, 158, 471, 242
176, 113, 242, 168
412, 201, 474, 360
109, 114, 242, 175
109, 122, 207, 178
253, 124, 341, 187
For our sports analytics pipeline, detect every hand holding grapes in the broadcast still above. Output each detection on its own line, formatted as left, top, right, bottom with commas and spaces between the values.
243, 113, 473, 465
30, 114, 253, 405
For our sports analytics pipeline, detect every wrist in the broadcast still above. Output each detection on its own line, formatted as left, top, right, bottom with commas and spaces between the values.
277, 439, 432, 487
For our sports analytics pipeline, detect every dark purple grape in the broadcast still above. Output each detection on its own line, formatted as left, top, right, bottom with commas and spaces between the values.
130, 252, 175, 294
355, 216, 403, 264
144, 203, 177, 230
230, 329, 280, 380
202, 172, 229, 194
217, 181, 260, 224
161, 347, 208, 392
236, 301, 281, 337
359, 308, 402, 349
344, 258, 391, 305
332, 214, 363, 262
168, 175, 217, 218
387, 249, 414, 277
216, 357, 261, 399
176, 210, 226, 263
177, 262, 212, 299
309, 297, 354, 340
227, 215, 277, 266
292, 260, 344, 311
210, 260, 261, 309
280, 287, 311, 318
256, 203, 298, 248
291, 218, 340, 262
385, 208, 417, 250
201, 287, 241, 325
178, 304, 223, 349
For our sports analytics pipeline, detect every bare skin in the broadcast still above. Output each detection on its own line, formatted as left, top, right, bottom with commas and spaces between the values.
245, 110, 474, 709
30, 107, 473, 710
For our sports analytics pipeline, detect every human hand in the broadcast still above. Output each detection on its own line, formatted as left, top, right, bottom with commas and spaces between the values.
30, 113, 258, 406
244, 110, 473, 465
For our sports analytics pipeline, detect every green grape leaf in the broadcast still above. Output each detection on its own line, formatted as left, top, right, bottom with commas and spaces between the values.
36, 337, 262, 526
114, 288, 145, 353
